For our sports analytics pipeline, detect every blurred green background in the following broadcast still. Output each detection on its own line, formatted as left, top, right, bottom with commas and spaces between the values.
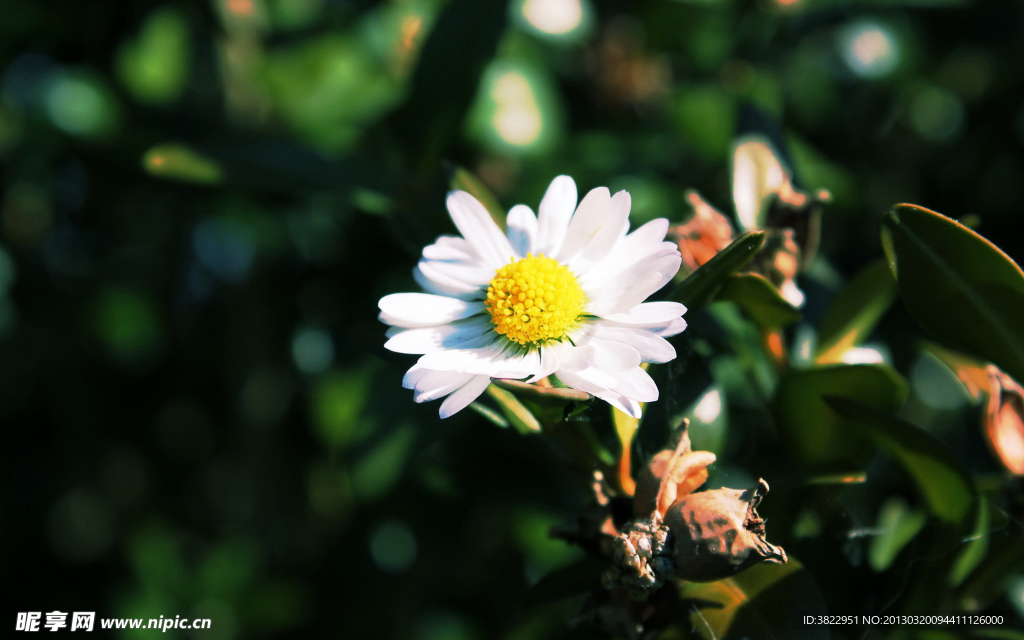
2, 0, 1024, 638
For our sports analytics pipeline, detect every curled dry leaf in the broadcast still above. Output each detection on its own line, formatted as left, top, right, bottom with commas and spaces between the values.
984, 365, 1024, 475
632, 419, 716, 518
670, 191, 736, 274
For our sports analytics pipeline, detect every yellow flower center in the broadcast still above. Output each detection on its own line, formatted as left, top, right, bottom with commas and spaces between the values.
485, 254, 586, 346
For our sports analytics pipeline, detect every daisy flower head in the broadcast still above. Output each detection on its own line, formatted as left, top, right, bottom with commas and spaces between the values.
378, 175, 687, 419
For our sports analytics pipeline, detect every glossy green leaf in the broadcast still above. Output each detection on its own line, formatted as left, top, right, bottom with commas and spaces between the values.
815, 259, 896, 363
680, 559, 828, 640
881, 203, 1024, 384
716, 272, 801, 330
775, 364, 908, 469
671, 231, 766, 310
824, 397, 974, 525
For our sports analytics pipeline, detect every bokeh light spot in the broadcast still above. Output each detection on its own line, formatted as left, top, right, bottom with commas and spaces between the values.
370, 520, 417, 574
839, 22, 899, 79
291, 327, 334, 374
491, 72, 542, 146
521, 0, 583, 36
910, 86, 965, 143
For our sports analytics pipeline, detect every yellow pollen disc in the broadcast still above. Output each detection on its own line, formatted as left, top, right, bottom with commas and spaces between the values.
485, 254, 586, 345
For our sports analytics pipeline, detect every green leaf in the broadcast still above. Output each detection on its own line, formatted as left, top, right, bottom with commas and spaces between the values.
469, 400, 510, 428
352, 423, 416, 501
948, 497, 988, 587
775, 364, 908, 470
485, 385, 542, 434
815, 259, 896, 363
143, 143, 223, 185
680, 559, 828, 640
116, 7, 190, 105
824, 397, 974, 525
671, 231, 766, 310
880, 203, 1024, 384
716, 273, 801, 330
868, 497, 927, 572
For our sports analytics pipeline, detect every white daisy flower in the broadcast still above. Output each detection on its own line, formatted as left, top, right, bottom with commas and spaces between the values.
378, 175, 687, 419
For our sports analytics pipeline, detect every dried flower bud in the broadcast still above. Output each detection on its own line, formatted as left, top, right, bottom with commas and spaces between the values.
669, 191, 735, 274
633, 434, 716, 518
602, 512, 676, 601
748, 229, 805, 307
984, 365, 1024, 475
664, 479, 787, 582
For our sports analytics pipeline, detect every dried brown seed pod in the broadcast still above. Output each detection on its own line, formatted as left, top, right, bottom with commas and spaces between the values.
601, 512, 676, 601
664, 478, 787, 582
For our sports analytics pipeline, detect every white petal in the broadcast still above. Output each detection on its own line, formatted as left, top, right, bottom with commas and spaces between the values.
506, 204, 538, 258
572, 190, 631, 270
590, 323, 677, 364
556, 187, 611, 262
439, 375, 492, 418
413, 369, 476, 403
417, 343, 540, 378
525, 345, 561, 383
384, 318, 492, 354
578, 219, 671, 284
379, 293, 484, 328
599, 301, 687, 324
446, 191, 515, 269
422, 235, 479, 262
586, 269, 668, 316
611, 367, 659, 402
590, 338, 642, 371
536, 176, 577, 256
556, 368, 642, 417
556, 367, 610, 396
413, 264, 481, 299
655, 317, 688, 337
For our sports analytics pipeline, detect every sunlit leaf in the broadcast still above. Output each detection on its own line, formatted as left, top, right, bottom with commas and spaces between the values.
775, 364, 908, 469
815, 259, 896, 364
948, 497, 988, 587
116, 7, 190, 104
716, 272, 801, 330
824, 397, 973, 525
868, 497, 927, 572
670, 231, 766, 310
143, 143, 223, 185
680, 558, 828, 640
881, 203, 1024, 385
469, 399, 510, 428
612, 407, 639, 495
311, 369, 373, 450
352, 423, 416, 501
485, 385, 542, 434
